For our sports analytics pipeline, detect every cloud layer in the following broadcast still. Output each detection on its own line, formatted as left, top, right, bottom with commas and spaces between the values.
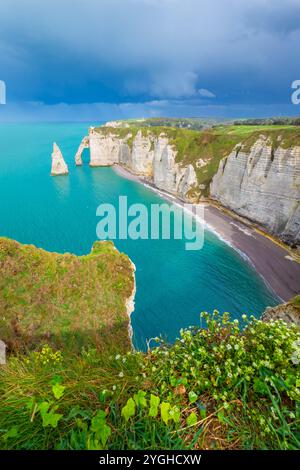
0, 0, 299, 118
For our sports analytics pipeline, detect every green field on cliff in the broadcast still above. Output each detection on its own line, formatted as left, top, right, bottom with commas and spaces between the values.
0, 237, 134, 354
95, 123, 300, 196
0, 239, 299, 450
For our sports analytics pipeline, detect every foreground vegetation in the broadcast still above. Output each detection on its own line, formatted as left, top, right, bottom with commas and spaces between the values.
0, 238, 299, 450
0, 312, 299, 450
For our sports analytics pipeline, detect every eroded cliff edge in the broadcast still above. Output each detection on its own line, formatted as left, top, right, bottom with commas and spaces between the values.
75, 125, 300, 247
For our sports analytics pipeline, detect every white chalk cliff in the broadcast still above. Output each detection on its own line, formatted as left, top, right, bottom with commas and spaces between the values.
210, 136, 300, 245
74, 127, 300, 246
51, 143, 68, 176
87, 128, 198, 199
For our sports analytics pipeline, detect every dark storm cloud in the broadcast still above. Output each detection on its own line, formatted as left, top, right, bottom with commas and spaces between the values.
0, 0, 299, 118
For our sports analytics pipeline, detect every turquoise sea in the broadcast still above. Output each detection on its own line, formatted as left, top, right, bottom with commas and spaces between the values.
0, 123, 278, 350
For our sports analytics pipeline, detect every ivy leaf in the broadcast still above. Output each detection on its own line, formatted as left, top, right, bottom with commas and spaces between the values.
160, 402, 171, 425
133, 390, 147, 408
87, 436, 102, 450
186, 412, 198, 426
121, 398, 136, 422
66, 406, 91, 421
188, 391, 198, 403
38, 401, 63, 428
91, 411, 111, 447
149, 394, 160, 417
52, 383, 65, 400
170, 405, 180, 424
91, 410, 106, 432
98, 424, 111, 447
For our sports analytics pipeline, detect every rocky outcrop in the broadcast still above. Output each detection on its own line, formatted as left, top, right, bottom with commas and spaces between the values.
262, 301, 300, 327
75, 136, 89, 166
210, 137, 300, 245
51, 143, 68, 176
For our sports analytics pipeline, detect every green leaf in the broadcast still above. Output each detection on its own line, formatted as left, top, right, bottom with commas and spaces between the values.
50, 375, 63, 385
170, 376, 177, 387
188, 391, 198, 404
160, 402, 171, 425
121, 398, 136, 422
66, 406, 91, 421
38, 401, 63, 428
91, 410, 106, 432
91, 411, 111, 447
52, 383, 65, 400
98, 424, 111, 447
87, 436, 102, 450
133, 390, 147, 408
170, 405, 180, 424
186, 412, 198, 426
3, 426, 19, 441
149, 394, 160, 417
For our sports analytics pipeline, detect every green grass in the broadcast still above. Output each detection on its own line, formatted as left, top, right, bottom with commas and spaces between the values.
0, 311, 299, 450
0, 237, 134, 354
94, 124, 300, 197
290, 295, 300, 309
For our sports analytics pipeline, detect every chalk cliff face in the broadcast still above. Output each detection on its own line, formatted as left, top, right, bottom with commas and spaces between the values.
75, 127, 300, 246
87, 128, 198, 199
51, 143, 68, 176
89, 128, 123, 166
210, 136, 300, 245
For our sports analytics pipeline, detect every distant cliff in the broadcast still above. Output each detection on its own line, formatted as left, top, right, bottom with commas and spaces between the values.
74, 125, 300, 246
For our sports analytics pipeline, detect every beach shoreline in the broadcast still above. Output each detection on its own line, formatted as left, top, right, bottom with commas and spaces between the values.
113, 164, 300, 303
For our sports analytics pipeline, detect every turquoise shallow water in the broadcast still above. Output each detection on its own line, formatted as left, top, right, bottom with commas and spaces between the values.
0, 123, 278, 350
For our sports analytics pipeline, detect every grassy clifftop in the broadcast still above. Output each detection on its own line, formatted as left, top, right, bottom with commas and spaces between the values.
0, 237, 134, 354
95, 124, 300, 196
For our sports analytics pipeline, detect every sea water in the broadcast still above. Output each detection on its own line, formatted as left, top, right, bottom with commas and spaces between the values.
0, 123, 278, 350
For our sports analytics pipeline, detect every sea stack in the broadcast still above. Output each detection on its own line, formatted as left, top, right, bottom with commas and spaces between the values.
75, 136, 89, 165
51, 143, 69, 176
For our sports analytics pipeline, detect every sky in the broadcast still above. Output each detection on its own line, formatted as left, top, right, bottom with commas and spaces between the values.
0, 0, 300, 121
